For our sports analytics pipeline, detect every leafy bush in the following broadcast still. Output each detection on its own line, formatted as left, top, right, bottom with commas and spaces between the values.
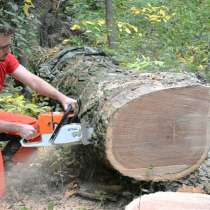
64, 0, 209, 76
0, 1, 40, 60
0, 87, 50, 116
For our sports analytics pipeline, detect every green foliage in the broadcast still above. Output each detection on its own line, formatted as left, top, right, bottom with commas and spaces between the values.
126, 56, 165, 71
47, 201, 55, 210
64, 0, 209, 77
0, 1, 40, 60
0, 88, 50, 117
19, 208, 30, 210
23, 0, 35, 17
1, 0, 208, 77
113, 0, 209, 73
70, 19, 107, 46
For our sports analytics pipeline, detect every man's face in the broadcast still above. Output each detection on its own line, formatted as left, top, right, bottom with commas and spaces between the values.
0, 34, 12, 61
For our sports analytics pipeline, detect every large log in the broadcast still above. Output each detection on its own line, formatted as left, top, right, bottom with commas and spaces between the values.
38, 47, 210, 181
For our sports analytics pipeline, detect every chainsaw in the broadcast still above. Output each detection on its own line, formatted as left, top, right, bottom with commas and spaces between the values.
20, 99, 93, 147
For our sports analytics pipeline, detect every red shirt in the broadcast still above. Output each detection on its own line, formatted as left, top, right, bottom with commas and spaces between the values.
0, 53, 19, 91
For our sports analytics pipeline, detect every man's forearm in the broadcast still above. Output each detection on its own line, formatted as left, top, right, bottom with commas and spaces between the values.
12, 65, 67, 103
0, 120, 37, 139
0, 120, 22, 134
29, 75, 66, 102
12, 65, 76, 110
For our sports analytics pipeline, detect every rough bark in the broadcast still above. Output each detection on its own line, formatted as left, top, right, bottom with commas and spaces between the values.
39, 0, 72, 47
37, 47, 210, 182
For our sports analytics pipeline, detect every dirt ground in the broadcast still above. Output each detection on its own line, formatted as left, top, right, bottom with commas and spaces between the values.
1, 170, 129, 210
1, 172, 129, 210
1, 193, 125, 210
2, 146, 209, 210
0, 148, 131, 210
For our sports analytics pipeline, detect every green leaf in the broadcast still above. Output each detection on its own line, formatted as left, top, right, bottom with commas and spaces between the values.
48, 201, 54, 210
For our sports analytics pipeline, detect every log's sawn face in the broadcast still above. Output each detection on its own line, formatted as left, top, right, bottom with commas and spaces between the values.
106, 86, 210, 181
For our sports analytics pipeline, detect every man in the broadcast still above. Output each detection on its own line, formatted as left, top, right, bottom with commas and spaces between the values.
0, 26, 76, 140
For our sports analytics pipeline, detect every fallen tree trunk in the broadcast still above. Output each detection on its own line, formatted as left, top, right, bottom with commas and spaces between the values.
38, 47, 210, 182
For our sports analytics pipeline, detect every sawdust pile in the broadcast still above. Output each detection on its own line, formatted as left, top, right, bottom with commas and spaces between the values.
4, 145, 80, 202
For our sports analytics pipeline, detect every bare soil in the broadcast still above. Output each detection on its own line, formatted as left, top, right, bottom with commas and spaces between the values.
0, 148, 130, 210
1, 193, 125, 210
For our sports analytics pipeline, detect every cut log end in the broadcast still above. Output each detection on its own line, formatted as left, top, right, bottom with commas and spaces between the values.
106, 86, 210, 181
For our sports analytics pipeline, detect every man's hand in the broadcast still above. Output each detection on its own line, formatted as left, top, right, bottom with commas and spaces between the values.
61, 96, 77, 111
18, 124, 37, 140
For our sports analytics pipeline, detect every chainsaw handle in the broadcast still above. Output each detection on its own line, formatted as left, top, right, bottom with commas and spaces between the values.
65, 103, 74, 115
49, 104, 73, 144
77, 98, 81, 115
49, 98, 81, 144
65, 98, 81, 116
64, 98, 81, 118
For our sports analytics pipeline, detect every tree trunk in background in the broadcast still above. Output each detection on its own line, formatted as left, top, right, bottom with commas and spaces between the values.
105, 0, 115, 48
37, 47, 210, 182
39, 0, 70, 47
50, 0, 59, 14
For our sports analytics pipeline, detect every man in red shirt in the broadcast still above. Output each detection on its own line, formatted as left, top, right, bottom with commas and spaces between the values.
0, 26, 76, 140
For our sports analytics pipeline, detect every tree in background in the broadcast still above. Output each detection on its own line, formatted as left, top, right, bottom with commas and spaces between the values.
105, 0, 115, 48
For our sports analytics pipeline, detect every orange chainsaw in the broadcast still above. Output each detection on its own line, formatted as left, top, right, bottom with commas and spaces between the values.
20, 99, 93, 147
0, 99, 93, 198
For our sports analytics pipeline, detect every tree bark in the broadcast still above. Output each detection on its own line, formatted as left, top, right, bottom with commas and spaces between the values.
38, 47, 210, 182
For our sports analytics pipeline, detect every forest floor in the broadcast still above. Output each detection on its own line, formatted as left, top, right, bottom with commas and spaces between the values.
0, 148, 131, 210
0, 190, 125, 210
1, 133, 210, 210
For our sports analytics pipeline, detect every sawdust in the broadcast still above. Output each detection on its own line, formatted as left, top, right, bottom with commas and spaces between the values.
1, 146, 127, 210
5, 147, 57, 199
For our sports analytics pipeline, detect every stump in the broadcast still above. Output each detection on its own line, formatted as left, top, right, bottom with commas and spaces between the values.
38, 47, 210, 181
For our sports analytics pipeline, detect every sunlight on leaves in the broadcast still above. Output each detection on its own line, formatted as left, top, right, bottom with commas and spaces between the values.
23, 0, 35, 17
130, 4, 175, 23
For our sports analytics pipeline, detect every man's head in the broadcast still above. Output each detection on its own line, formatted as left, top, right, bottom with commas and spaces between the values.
0, 26, 15, 61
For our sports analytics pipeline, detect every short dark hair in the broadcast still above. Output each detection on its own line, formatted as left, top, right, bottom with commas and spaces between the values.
0, 26, 15, 36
